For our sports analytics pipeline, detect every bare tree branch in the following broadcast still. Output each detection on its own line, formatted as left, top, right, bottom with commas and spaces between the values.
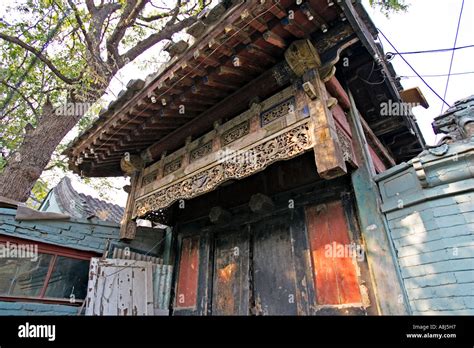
0, 33, 79, 85
121, 14, 196, 64
0, 80, 40, 121
106, 0, 150, 66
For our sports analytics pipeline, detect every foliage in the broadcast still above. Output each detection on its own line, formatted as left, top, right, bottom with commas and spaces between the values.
369, 0, 409, 16
0, 0, 208, 202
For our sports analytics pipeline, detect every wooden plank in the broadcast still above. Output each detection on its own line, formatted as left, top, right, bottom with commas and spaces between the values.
85, 259, 155, 315
85, 258, 99, 316
305, 201, 362, 305
212, 230, 249, 315
117, 267, 133, 316
327, 201, 361, 304
288, 208, 315, 315
253, 216, 298, 315
175, 236, 200, 309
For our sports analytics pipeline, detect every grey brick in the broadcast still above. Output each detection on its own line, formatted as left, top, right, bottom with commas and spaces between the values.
407, 283, 474, 300
433, 205, 463, 217
436, 215, 466, 228
413, 297, 466, 312
455, 193, 474, 204
454, 270, 474, 283
399, 245, 474, 267
404, 273, 456, 289
401, 259, 474, 278
463, 212, 474, 223
397, 235, 474, 257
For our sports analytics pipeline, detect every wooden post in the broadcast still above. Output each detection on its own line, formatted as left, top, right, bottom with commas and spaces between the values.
120, 173, 139, 240
284, 39, 346, 179
305, 69, 347, 179
346, 90, 410, 315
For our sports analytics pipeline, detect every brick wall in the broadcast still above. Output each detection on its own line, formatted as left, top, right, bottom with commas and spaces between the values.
0, 207, 164, 254
385, 193, 474, 314
376, 142, 474, 315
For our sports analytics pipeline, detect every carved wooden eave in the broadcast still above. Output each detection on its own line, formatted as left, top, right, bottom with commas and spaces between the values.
65, 0, 420, 178
133, 85, 318, 217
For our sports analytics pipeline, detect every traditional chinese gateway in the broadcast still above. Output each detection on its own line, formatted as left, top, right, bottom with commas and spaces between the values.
63, 0, 430, 315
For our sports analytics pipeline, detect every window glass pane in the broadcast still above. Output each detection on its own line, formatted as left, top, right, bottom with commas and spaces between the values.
44, 256, 90, 300
0, 253, 53, 297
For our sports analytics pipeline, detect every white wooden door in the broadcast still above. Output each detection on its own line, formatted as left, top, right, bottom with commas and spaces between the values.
85, 258, 154, 315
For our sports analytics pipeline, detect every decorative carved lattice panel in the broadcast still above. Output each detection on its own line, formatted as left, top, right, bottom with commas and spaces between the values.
142, 170, 159, 187
190, 141, 213, 163
260, 97, 295, 126
134, 121, 313, 216
221, 121, 250, 146
163, 157, 182, 176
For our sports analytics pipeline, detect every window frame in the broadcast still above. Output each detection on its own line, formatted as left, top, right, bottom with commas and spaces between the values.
0, 235, 97, 305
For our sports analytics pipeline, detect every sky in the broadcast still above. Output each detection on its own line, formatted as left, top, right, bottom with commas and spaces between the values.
2, 0, 473, 206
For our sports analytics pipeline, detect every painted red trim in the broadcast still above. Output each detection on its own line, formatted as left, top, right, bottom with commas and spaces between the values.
39, 254, 57, 298
175, 236, 200, 309
0, 235, 97, 302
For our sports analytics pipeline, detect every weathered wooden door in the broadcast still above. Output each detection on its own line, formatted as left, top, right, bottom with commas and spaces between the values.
211, 229, 250, 315
251, 210, 313, 315
174, 197, 370, 315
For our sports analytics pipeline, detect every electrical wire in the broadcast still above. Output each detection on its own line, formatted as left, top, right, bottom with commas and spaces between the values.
377, 28, 451, 108
400, 71, 474, 78
441, 0, 465, 113
387, 43, 474, 56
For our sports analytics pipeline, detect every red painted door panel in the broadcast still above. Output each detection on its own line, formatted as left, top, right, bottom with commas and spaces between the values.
305, 201, 362, 305
175, 236, 200, 309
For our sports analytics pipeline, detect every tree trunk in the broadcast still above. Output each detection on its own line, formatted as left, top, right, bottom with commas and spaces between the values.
0, 101, 81, 202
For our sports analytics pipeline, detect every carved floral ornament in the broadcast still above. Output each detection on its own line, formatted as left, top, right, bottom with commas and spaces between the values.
133, 122, 314, 217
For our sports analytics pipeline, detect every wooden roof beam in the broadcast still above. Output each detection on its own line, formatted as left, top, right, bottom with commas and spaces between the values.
202, 75, 239, 90
216, 65, 248, 78
168, 101, 207, 113
179, 93, 217, 105
241, 10, 268, 33
143, 61, 295, 162
193, 49, 221, 67
246, 45, 277, 64
281, 16, 307, 38
224, 24, 252, 45
301, 2, 328, 32
208, 38, 234, 57
262, 30, 287, 49
267, 1, 287, 19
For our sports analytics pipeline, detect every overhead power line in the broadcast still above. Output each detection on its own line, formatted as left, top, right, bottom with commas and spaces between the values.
387, 44, 474, 56
441, 0, 465, 113
377, 28, 451, 108
401, 71, 474, 78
